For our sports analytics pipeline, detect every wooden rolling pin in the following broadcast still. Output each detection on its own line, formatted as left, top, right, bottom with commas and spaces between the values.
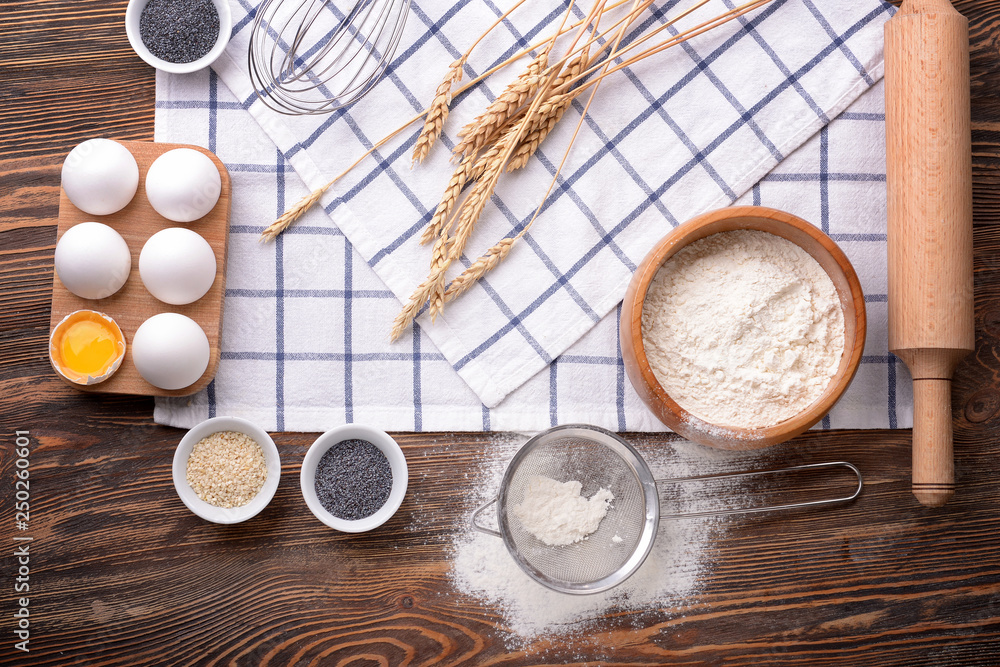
885, 0, 974, 507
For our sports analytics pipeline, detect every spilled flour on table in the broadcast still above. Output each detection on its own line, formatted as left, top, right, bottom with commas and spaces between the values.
448, 433, 771, 641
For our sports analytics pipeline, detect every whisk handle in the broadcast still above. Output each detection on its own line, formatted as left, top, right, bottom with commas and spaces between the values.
657, 461, 863, 519
471, 496, 502, 538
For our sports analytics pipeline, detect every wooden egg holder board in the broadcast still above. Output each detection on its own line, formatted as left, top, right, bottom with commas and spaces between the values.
49, 141, 231, 397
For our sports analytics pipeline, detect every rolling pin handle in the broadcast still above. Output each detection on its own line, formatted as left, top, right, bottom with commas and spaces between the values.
911, 378, 956, 507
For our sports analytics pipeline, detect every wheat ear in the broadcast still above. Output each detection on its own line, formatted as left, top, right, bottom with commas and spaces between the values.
467, 119, 520, 179
259, 186, 326, 242
467, 49, 589, 174
421, 125, 515, 320
507, 101, 571, 171
390, 232, 454, 340
452, 46, 551, 160
412, 57, 466, 165
259, 0, 638, 243
506, 49, 589, 170
416, 6, 586, 324
444, 34, 606, 295
420, 155, 477, 245
444, 234, 522, 303
448, 129, 515, 262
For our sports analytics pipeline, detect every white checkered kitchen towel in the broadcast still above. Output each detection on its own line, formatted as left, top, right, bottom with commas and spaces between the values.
154, 0, 912, 432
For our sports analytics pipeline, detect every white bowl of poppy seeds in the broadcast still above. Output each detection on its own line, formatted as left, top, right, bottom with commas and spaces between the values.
300, 425, 408, 533
172, 416, 281, 524
124, 0, 232, 74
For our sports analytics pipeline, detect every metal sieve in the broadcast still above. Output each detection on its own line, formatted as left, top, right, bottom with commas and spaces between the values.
471, 424, 862, 595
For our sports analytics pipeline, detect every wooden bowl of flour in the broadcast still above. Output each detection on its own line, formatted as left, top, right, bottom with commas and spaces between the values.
621, 206, 866, 450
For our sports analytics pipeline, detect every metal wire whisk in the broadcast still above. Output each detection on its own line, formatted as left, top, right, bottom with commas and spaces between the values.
248, 0, 411, 115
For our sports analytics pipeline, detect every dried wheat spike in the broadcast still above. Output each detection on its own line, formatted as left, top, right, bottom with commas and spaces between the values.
412, 57, 466, 165
389, 284, 427, 342
426, 264, 450, 320
468, 120, 521, 180
507, 94, 573, 171
444, 235, 519, 302
504, 49, 590, 172
448, 125, 516, 263
452, 47, 550, 160
391, 233, 453, 340
260, 186, 326, 243
440, 53, 591, 294
420, 155, 476, 245
425, 228, 455, 320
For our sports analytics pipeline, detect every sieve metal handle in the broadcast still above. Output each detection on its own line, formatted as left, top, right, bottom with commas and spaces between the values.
656, 461, 863, 519
470, 496, 501, 538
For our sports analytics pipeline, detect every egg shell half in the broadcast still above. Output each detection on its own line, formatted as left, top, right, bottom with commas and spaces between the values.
54, 221, 132, 300
131, 313, 211, 390
49, 310, 127, 385
145, 148, 222, 223
139, 228, 218, 305
61, 139, 140, 216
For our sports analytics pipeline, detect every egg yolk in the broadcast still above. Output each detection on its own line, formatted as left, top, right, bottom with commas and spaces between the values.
60, 320, 120, 376
62, 320, 118, 375
50, 310, 126, 386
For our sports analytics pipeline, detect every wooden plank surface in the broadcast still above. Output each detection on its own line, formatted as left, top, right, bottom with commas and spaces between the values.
2, 0, 1000, 665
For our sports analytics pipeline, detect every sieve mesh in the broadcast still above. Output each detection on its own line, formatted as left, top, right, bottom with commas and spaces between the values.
497, 427, 658, 592
480, 426, 863, 595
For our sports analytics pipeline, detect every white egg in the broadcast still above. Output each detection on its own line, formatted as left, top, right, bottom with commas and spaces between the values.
61, 139, 139, 216
145, 148, 222, 222
139, 228, 217, 305
132, 313, 210, 390
54, 222, 132, 299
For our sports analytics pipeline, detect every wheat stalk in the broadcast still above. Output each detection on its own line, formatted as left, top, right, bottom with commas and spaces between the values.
259, 0, 643, 243
552, 0, 768, 99
394, 0, 607, 332
260, 0, 778, 338
443, 1, 638, 300
400, 0, 775, 338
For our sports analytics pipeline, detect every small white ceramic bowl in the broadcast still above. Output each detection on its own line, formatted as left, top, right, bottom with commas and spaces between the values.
124, 0, 232, 74
172, 416, 281, 524
300, 424, 408, 533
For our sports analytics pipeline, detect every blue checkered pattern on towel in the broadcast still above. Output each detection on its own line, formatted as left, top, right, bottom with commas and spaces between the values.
153, 0, 911, 432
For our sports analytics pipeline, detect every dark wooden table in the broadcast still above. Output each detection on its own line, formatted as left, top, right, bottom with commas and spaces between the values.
3, 1, 1000, 665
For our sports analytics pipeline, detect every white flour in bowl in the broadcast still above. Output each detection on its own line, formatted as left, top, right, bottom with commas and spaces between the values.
641, 230, 845, 428
449, 434, 768, 643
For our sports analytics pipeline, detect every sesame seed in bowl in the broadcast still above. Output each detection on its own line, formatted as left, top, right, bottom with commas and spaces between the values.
172, 417, 281, 524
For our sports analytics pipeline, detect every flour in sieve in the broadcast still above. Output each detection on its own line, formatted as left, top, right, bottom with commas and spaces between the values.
449, 433, 770, 644
642, 230, 845, 428
514, 476, 614, 546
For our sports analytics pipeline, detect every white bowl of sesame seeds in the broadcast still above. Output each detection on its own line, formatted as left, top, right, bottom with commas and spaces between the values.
172, 416, 281, 524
